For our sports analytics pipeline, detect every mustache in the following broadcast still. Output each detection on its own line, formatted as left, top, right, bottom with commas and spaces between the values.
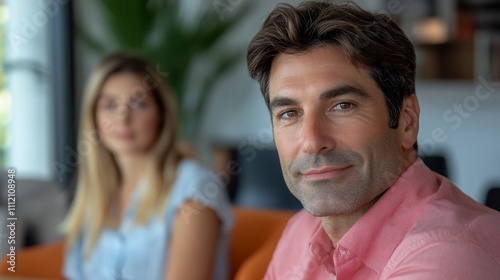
290, 150, 363, 174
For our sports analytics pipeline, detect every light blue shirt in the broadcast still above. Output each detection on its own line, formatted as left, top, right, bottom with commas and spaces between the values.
64, 159, 234, 280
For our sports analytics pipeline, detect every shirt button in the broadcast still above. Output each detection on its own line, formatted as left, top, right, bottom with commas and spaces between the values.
338, 248, 346, 257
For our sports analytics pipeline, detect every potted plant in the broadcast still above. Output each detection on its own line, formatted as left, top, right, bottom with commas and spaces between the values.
76, 0, 251, 143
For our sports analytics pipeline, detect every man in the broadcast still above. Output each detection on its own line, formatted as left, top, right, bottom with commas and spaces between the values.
247, 1, 500, 279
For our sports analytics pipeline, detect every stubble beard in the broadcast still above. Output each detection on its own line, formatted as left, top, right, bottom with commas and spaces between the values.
283, 150, 369, 217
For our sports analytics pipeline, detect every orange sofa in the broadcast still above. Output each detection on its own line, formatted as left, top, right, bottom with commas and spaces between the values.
0, 207, 294, 279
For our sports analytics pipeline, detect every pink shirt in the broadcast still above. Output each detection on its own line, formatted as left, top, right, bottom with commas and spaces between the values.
265, 158, 500, 279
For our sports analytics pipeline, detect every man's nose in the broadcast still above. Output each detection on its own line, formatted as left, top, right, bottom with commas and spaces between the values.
300, 112, 335, 154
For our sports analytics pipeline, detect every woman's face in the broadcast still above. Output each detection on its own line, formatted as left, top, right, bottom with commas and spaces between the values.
96, 72, 161, 157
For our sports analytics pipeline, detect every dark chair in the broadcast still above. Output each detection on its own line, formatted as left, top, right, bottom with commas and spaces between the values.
485, 187, 500, 212
422, 155, 449, 178
230, 148, 303, 211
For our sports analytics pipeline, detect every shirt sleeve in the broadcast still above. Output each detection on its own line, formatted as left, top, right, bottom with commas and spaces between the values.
168, 160, 234, 233
384, 241, 500, 280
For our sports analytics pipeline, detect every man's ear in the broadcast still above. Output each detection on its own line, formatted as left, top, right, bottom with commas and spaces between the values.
400, 94, 420, 150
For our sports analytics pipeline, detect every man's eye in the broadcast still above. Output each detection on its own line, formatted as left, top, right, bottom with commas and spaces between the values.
278, 110, 298, 120
333, 102, 355, 111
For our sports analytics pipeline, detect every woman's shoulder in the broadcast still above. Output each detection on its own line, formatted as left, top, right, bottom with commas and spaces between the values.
170, 158, 233, 229
177, 158, 209, 174
171, 158, 221, 199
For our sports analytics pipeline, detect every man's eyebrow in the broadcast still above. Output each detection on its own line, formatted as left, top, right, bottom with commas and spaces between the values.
320, 85, 370, 100
269, 97, 297, 112
269, 85, 370, 111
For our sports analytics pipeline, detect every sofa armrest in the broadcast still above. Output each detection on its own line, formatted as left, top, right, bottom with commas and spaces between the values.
230, 207, 295, 280
0, 240, 64, 279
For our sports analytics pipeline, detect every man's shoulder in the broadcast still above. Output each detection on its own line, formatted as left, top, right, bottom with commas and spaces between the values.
393, 190, 500, 266
415, 185, 500, 235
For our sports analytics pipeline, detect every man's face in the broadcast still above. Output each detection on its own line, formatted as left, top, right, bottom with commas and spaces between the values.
269, 45, 408, 217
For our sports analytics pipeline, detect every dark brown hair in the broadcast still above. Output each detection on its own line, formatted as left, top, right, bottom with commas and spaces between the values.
247, 1, 416, 131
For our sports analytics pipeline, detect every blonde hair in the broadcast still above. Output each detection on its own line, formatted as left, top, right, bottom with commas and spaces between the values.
62, 53, 181, 258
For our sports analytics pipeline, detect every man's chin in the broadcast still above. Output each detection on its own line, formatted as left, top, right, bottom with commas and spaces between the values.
301, 199, 354, 217
303, 204, 339, 217
304, 207, 327, 217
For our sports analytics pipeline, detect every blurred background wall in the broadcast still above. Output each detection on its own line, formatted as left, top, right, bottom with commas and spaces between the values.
0, 0, 499, 250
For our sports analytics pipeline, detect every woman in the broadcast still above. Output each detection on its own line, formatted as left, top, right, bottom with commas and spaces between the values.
62, 53, 233, 280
